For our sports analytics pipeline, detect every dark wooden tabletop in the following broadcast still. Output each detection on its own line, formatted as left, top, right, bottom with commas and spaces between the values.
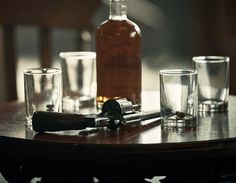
0, 92, 236, 182
0, 92, 236, 146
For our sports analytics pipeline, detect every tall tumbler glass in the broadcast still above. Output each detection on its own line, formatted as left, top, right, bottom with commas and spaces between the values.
60, 52, 96, 111
193, 56, 229, 112
24, 68, 62, 127
160, 69, 198, 127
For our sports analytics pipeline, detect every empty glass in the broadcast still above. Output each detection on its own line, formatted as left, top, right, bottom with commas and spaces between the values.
193, 56, 229, 112
60, 52, 96, 111
24, 68, 62, 127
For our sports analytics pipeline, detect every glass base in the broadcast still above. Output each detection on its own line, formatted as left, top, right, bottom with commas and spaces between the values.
26, 116, 33, 129
161, 114, 197, 128
96, 101, 104, 112
198, 100, 228, 112
63, 96, 95, 112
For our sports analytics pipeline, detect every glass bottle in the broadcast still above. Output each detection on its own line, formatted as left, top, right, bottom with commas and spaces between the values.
96, 0, 142, 109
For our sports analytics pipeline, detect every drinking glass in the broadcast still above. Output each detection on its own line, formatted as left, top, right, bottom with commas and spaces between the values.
60, 52, 96, 111
160, 69, 198, 127
193, 56, 229, 112
24, 68, 62, 127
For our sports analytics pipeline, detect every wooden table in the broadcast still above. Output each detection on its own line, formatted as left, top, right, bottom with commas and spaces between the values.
0, 93, 236, 182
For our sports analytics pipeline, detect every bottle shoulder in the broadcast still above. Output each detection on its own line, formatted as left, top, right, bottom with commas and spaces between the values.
126, 19, 141, 35
97, 19, 141, 37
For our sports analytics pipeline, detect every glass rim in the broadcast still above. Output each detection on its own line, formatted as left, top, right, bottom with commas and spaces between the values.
159, 69, 197, 76
24, 68, 61, 75
59, 51, 96, 60
192, 56, 230, 63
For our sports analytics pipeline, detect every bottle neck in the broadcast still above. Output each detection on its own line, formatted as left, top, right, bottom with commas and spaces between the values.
109, 0, 127, 20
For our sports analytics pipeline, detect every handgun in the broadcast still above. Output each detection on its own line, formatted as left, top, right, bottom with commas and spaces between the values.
32, 98, 160, 132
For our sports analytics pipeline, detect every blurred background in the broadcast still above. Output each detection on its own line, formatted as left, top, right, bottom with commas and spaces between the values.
0, 0, 235, 101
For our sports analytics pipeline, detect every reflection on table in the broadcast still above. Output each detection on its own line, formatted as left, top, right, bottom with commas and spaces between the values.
1, 93, 236, 182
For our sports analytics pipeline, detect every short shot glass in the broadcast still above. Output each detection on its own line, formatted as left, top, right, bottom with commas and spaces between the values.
193, 56, 229, 112
60, 51, 96, 111
24, 68, 62, 127
159, 69, 198, 128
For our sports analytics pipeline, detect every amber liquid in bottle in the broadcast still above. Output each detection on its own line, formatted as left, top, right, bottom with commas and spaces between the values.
96, 0, 142, 109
